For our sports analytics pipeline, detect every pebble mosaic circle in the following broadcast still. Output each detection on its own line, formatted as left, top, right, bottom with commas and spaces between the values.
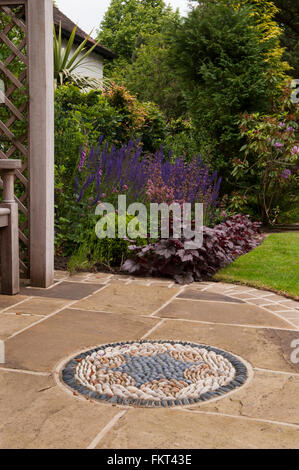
61, 341, 248, 407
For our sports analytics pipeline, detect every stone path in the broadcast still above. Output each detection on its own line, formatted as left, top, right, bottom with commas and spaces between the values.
0, 271, 299, 449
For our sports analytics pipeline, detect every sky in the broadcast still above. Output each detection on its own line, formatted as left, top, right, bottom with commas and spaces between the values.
56, 0, 191, 37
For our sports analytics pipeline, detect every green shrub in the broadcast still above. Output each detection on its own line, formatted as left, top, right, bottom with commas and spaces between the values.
55, 84, 167, 182
169, 1, 285, 182
232, 86, 299, 224
67, 211, 147, 272
164, 118, 202, 161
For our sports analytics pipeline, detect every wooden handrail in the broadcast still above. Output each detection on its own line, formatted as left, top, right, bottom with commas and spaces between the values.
0, 159, 22, 170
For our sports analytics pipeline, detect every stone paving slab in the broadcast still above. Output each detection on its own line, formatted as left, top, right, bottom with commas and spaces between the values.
178, 289, 244, 303
0, 295, 27, 312
247, 298, 276, 306
53, 271, 69, 280
0, 313, 39, 339
3, 308, 159, 372
159, 300, 291, 328
5, 297, 70, 316
277, 310, 299, 320
20, 282, 103, 300
96, 408, 299, 449
147, 320, 299, 373
194, 370, 299, 425
228, 293, 259, 300
263, 293, 293, 302
0, 369, 119, 449
277, 300, 299, 310
85, 273, 115, 282
0, 273, 299, 449
73, 283, 180, 316
66, 273, 92, 281
262, 304, 294, 313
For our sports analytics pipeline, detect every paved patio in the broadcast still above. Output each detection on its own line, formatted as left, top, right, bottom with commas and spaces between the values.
0, 271, 299, 449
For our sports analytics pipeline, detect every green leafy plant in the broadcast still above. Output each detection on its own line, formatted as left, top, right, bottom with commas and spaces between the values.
273, 0, 299, 78
169, 1, 287, 184
53, 22, 103, 88
97, 0, 177, 77
54, 83, 167, 190
124, 31, 185, 120
67, 211, 147, 272
233, 85, 299, 224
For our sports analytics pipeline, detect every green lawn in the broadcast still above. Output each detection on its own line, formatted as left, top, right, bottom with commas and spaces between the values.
214, 232, 299, 299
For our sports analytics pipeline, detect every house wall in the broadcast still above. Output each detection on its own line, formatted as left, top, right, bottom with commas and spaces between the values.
62, 38, 104, 80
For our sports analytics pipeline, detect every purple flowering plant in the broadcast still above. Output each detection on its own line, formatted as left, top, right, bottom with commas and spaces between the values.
55, 135, 223, 264
74, 137, 222, 225
281, 168, 292, 179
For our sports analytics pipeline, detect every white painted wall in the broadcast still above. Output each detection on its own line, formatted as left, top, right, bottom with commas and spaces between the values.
62, 38, 104, 80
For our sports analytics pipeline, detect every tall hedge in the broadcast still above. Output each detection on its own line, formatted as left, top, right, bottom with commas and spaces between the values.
169, 1, 284, 182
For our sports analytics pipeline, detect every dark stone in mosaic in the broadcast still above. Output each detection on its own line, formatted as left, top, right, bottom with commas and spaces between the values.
62, 372, 72, 380
201, 392, 212, 400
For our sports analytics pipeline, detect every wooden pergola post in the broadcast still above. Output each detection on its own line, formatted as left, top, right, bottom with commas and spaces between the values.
27, 0, 54, 287
0, 0, 54, 288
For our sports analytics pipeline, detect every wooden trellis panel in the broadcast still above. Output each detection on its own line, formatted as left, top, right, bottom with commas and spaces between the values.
0, 0, 54, 287
0, 1, 28, 275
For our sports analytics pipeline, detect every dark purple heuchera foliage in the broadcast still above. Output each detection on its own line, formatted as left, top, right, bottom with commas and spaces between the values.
122, 215, 261, 284
75, 138, 221, 216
